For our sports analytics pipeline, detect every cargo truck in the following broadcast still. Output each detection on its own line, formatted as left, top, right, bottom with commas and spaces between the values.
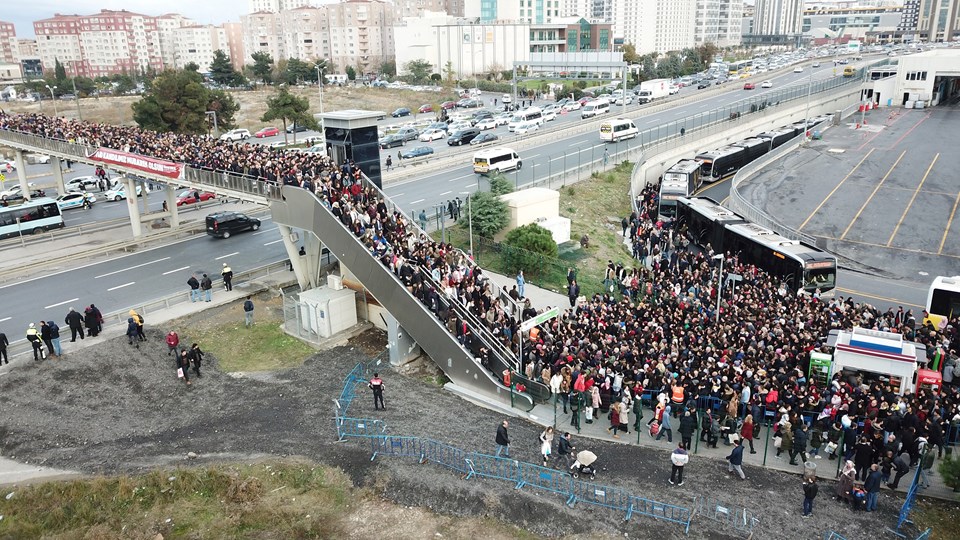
635, 78, 671, 104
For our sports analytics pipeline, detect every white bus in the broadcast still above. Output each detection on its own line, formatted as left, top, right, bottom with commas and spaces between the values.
581, 98, 610, 119
599, 118, 638, 142
925, 276, 960, 330
0, 197, 64, 239
508, 107, 543, 132
474, 147, 522, 174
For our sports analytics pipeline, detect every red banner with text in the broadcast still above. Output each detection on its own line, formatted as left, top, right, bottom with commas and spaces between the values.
88, 148, 184, 179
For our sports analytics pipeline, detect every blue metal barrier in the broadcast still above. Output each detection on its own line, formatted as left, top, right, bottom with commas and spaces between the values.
694, 497, 759, 535
370, 435, 425, 461
464, 453, 521, 483
420, 439, 470, 474
335, 417, 386, 441
628, 494, 695, 533
824, 532, 848, 540
696, 396, 722, 412
516, 461, 574, 497
569, 480, 633, 515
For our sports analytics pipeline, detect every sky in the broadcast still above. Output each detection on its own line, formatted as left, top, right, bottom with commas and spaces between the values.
5, 0, 249, 38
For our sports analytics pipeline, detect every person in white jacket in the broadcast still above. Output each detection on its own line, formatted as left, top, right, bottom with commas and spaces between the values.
670, 442, 689, 486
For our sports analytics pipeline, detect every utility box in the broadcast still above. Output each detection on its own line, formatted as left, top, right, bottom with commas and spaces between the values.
298, 286, 357, 339
808, 351, 832, 388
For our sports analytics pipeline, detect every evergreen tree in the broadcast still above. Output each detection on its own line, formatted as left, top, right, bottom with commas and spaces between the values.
250, 51, 274, 84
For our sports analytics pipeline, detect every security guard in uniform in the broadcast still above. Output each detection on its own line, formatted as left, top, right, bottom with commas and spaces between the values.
25, 323, 43, 361
221, 263, 233, 291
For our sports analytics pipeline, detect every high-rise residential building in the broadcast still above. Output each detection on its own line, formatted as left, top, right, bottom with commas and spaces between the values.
694, 0, 742, 48
0, 20, 17, 64
391, 0, 450, 19
156, 13, 197, 69
174, 25, 228, 72
248, 0, 312, 13
279, 6, 331, 63
223, 22, 247, 70
33, 10, 168, 78
591, 0, 614, 22
618, 0, 695, 55
753, 0, 804, 36
558, 0, 591, 18
241, 11, 285, 64
466, 0, 576, 23
899, 0, 921, 35
327, 0, 396, 74
918, 0, 959, 41
18, 39, 39, 60
803, 4, 904, 41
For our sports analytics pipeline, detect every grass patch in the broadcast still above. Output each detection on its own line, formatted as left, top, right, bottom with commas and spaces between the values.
0, 461, 353, 539
912, 496, 960, 539
174, 316, 315, 372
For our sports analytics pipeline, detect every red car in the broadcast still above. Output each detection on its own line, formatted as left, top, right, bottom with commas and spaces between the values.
255, 126, 280, 138
176, 190, 217, 206
418, 104, 434, 113
742, 83, 756, 90
440, 101, 457, 110
578, 96, 595, 107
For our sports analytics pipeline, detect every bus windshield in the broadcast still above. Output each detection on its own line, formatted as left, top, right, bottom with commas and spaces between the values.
929, 287, 960, 318
804, 267, 836, 292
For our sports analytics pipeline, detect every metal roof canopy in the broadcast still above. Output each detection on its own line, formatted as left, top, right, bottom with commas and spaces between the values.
514, 51, 627, 81
318, 109, 385, 130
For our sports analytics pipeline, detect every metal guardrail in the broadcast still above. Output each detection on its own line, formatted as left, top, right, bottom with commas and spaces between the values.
1, 259, 291, 360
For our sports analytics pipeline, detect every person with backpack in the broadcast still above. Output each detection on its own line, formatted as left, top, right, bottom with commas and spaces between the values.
200, 273, 213, 302
47, 320, 62, 356
243, 296, 255, 327
129, 310, 145, 341
187, 274, 201, 302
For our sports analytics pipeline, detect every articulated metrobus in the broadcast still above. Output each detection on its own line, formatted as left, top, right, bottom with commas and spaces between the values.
925, 276, 960, 329
728, 60, 753, 77
0, 197, 64, 239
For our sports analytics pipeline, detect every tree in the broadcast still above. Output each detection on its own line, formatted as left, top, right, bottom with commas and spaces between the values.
345, 65, 357, 81
250, 51, 274, 84
468, 191, 508, 238
209, 50, 245, 87
261, 86, 318, 144
54, 58, 67, 85
112, 73, 135, 95
206, 89, 240, 131
443, 61, 456, 83
132, 69, 210, 134
380, 59, 396, 78
184, 62, 200, 73
503, 223, 558, 274
404, 59, 432, 83
939, 455, 960, 491
487, 62, 504, 82
488, 172, 514, 196
283, 58, 313, 85
622, 43, 640, 65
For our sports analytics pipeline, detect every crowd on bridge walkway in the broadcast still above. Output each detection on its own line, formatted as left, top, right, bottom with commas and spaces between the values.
5, 112, 960, 497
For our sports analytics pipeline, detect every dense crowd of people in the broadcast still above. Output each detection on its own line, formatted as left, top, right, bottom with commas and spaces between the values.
5, 112, 960, 498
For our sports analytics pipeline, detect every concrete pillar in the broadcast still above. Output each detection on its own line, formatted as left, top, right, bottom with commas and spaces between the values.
139, 179, 149, 215
164, 187, 180, 228
14, 150, 28, 200
279, 224, 322, 290
50, 156, 66, 195
385, 312, 421, 367
124, 175, 143, 238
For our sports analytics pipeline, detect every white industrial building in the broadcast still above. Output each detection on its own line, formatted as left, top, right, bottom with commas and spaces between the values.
863, 48, 960, 108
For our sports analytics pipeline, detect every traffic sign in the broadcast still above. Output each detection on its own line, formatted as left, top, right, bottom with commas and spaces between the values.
520, 306, 560, 332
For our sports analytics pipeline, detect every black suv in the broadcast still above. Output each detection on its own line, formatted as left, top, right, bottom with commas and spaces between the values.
206, 212, 261, 238
447, 128, 481, 146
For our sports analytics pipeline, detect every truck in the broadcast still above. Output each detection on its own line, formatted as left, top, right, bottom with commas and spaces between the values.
635, 78, 671, 104
825, 327, 939, 396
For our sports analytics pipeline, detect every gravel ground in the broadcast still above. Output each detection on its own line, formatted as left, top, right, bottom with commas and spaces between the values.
0, 325, 899, 540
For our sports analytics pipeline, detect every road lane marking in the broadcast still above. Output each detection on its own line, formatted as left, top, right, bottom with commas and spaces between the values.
798, 148, 874, 231
410, 198, 425, 204
550, 156, 565, 162
94, 257, 170, 279
392, 193, 404, 197
0, 317, 10, 323
887, 153, 938, 247
526, 154, 540, 159
162, 266, 190, 275
107, 282, 135, 291
447, 174, 473, 182
45, 298, 79, 309
263, 239, 284, 246
215, 251, 239, 260
939, 191, 960, 255
252, 227, 278, 236
440, 191, 452, 195
840, 149, 906, 240
835, 287, 923, 309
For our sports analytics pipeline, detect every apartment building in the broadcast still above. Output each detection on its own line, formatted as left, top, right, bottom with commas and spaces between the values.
326, 1, 397, 73
467, 0, 582, 23
753, 0, 804, 36
621, 0, 695, 55
0, 21, 17, 64
918, 0, 960, 41
241, 11, 286, 65
156, 13, 196, 69
391, 0, 452, 19
248, 0, 311, 13
174, 25, 228, 72
280, 6, 332, 63
223, 22, 247, 70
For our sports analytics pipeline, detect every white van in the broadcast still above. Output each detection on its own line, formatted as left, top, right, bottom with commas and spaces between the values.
508, 107, 543, 132
581, 99, 610, 119
599, 118, 639, 142
473, 147, 522, 174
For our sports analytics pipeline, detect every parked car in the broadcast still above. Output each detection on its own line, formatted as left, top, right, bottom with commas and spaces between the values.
255, 127, 280, 138
474, 117, 497, 130
561, 101, 581, 112
794, 66, 804, 73
379, 134, 406, 148
743, 83, 756, 90
66, 176, 100, 190
219, 128, 251, 141
418, 104, 434, 114
391, 107, 412, 118
103, 184, 143, 201
419, 128, 446, 142
395, 127, 420, 141
176, 190, 216, 206
494, 113, 512, 126
400, 146, 435, 159
447, 128, 480, 146
440, 100, 457, 110
59, 94, 76, 100
206, 212, 261, 238
760, 80, 773, 88
696, 81, 711, 89
470, 132, 499, 146
286, 123, 309, 133
56, 191, 96, 210
514, 120, 540, 135
502, 93, 512, 104
460, 98, 483, 108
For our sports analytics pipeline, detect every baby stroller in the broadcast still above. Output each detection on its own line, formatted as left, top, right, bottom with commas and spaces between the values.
570, 450, 598, 480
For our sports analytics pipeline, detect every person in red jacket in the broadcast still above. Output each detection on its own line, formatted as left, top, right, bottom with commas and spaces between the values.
166, 331, 179, 357
369, 373, 385, 410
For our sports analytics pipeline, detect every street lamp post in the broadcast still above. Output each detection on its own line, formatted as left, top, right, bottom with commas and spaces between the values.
713, 253, 724, 323
315, 65, 325, 116
46, 85, 58, 116
71, 77, 83, 121
205, 111, 219, 137
803, 71, 813, 142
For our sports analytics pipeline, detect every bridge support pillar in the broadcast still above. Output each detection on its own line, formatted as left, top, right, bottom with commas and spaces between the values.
124, 175, 143, 238
279, 224, 323, 290
14, 150, 28, 200
49, 156, 66, 195
165, 187, 180, 228
384, 312, 421, 367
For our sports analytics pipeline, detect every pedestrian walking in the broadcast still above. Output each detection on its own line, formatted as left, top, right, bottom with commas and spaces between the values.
166, 331, 180, 357
221, 263, 233, 291
40, 321, 55, 357
187, 274, 200, 302
126, 317, 140, 347
679, 410, 697, 450
888, 452, 910, 490
369, 372, 385, 410
864, 463, 882, 511
656, 404, 673, 442
85, 304, 103, 337
802, 476, 818, 517
603, 148, 610, 167
201, 273, 213, 302
64, 307, 84, 341
418, 209, 427, 230
0, 329, 8, 364
189, 343, 204, 377
741, 414, 757, 453
726, 438, 746, 480
568, 279, 580, 308
495, 419, 511, 458
837, 460, 856, 504
243, 296, 255, 327
385, 154, 392, 170
539, 426, 554, 466
516, 270, 525, 298
129, 310, 145, 341
177, 350, 191, 386
790, 423, 810, 466
26, 323, 44, 361
557, 432, 576, 469
670, 442, 689, 485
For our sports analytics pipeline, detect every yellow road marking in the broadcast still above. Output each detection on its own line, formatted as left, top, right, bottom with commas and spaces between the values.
817, 232, 960, 260
840, 150, 906, 240
939, 190, 960, 254
834, 287, 924, 309
799, 148, 874, 231
887, 153, 939, 246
